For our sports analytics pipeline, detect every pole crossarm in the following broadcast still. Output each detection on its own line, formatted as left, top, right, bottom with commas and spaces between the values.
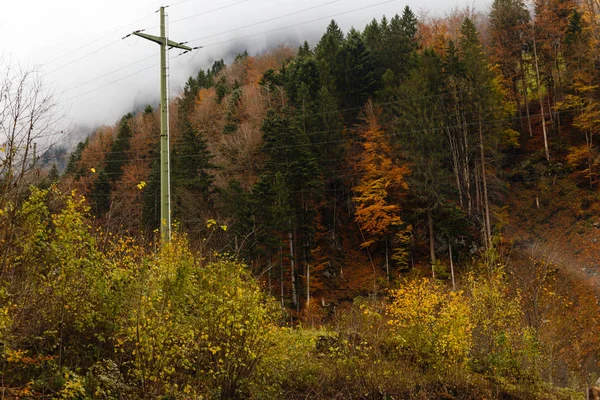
132, 31, 193, 51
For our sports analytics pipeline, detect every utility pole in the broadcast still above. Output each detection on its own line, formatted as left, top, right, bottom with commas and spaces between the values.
130, 7, 192, 243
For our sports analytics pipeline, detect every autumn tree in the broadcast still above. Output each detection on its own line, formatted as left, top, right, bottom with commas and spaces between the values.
352, 101, 409, 280
558, 10, 600, 187
533, 0, 578, 137
488, 0, 532, 135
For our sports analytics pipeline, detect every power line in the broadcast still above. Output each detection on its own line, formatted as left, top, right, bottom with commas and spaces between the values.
40, 11, 157, 68
179, 0, 342, 43
63, 64, 157, 102
42, 1, 251, 81
55, 0, 393, 104
52, 83, 507, 153
187, 0, 398, 47
62, 55, 156, 94
39, 106, 577, 171
170, 0, 251, 24
125, 1, 254, 38
44, 41, 123, 77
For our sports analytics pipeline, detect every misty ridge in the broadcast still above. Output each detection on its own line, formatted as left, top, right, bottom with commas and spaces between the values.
55, 30, 311, 151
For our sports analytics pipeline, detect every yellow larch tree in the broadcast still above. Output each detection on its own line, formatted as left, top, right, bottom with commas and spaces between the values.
352, 101, 410, 280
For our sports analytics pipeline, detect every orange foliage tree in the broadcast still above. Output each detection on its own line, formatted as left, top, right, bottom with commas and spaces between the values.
352, 101, 410, 278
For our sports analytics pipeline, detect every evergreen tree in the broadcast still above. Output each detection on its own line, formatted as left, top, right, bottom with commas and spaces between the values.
48, 163, 59, 182
285, 49, 320, 107
259, 109, 322, 306
315, 20, 346, 96
65, 138, 89, 177
365, 8, 419, 81
394, 49, 456, 263
142, 159, 161, 232
105, 113, 134, 181
91, 169, 111, 216
458, 18, 508, 248
363, 18, 385, 70
210, 59, 226, 76
339, 29, 378, 111
171, 120, 215, 232
297, 41, 312, 58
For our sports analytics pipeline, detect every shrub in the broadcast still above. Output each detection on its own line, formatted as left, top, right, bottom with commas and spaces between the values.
117, 237, 279, 399
468, 269, 533, 380
387, 278, 472, 369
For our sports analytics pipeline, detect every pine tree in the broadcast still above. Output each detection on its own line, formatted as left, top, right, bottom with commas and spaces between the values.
374, 7, 419, 81
458, 18, 508, 249
65, 138, 89, 177
171, 120, 216, 232
142, 159, 161, 232
315, 20, 346, 96
339, 29, 378, 111
105, 113, 134, 181
91, 169, 111, 216
394, 49, 454, 264
259, 109, 322, 307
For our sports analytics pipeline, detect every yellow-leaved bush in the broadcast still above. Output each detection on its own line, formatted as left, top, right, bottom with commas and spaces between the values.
0, 188, 278, 399
467, 269, 535, 379
387, 278, 472, 369
116, 234, 280, 399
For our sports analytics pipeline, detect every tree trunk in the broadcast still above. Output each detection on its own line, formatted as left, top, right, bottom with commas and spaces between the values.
280, 246, 284, 308
447, 130, 464, 208
268, 254, 272, 295
449, 242, 455, 291
289, 228, 297, 308
514, 78, 524, 134
479, 114, 492, 249
462, 118, 473, 215
532, 29, 550, 162
306, 262, 310, 307
475, 162, 482, 214
385, 240, 390, 287
520, 59, 533, 137
428, 209, 436, 264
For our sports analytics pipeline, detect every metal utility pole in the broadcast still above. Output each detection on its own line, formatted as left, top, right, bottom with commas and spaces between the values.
130, 7, 192, 243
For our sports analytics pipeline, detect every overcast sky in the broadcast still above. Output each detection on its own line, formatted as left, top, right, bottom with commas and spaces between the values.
2, 0, 490, 145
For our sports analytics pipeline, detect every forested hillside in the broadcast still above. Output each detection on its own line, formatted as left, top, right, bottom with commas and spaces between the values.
2, 0, 600, 398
